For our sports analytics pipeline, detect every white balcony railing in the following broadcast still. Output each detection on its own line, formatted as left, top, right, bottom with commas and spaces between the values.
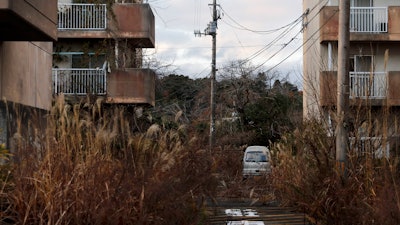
350, 137, 389, 158
350, 72, 387, 99
350, 7, 388, 33
53, 68, 107, 95
57, 3, 107, 30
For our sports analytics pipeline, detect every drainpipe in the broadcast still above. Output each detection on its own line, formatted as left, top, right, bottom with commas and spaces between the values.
115, 41, 119, 68
328, 42, 333, 70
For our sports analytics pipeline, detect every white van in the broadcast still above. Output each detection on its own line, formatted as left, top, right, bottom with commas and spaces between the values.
242, 146, 271, 177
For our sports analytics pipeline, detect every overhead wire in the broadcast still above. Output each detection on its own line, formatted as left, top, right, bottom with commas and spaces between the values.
240, 17, 303, 64
219, 6, 303, 35
213, 0, 331, 87
236, 0, 329, 75
263, 0, 335, 82
154, 0, 331, 85
154, 0, 333, 103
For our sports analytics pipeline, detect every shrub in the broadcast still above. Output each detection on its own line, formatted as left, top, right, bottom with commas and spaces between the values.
1, 96, 217, 224
270, 120, 400, 224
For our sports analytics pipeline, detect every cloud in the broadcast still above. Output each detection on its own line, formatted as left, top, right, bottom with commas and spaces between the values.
148, 0, 304, 85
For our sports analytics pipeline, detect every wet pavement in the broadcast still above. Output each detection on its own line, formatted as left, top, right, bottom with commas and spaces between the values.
205, 198, 310, 225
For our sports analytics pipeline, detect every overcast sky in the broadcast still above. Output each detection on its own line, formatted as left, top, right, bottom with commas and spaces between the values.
146, 0, 304, 86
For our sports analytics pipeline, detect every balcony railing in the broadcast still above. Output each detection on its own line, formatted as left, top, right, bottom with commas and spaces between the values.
350, 137, 389, 158
350, 72, 387, 99
53, 68, 107, 95
57, 3, 107, 30
350, 7, 388, 33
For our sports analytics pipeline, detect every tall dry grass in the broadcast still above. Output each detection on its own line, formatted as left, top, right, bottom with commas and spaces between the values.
1, 96, 217, 224
270, 119, 400, 224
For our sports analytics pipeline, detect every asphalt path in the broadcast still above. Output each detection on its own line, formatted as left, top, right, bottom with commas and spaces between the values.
205, 198, 310, 225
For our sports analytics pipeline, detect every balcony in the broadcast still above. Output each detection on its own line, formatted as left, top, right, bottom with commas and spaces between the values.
320, 6, 400, 42
320, 71, 400, 106
350, 7, 387, 33
52, 68, 155, 106
53, 68, 107, 95
57, 3, 107, 30
0, 0, 57, 41
57, 3, 155, 47
350, 137, 390, 159
349, 72, 386, 99
106, 69, 155, 106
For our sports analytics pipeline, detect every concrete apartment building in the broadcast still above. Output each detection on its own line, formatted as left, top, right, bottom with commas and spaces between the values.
0, 0, 57, 145
303, 0, 400, 156
0, 0, 155, 147
53, 0, 155, 105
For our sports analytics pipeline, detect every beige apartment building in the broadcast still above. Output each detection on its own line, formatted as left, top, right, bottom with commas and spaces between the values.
303, 0, 400, 156
0, 0, 155, 147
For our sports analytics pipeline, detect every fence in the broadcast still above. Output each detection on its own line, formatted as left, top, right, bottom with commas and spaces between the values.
53, 68, 107, 95
58, 3, 107, 30
350, 72, 386, 99
350, 137, 390, 158
350, 7, 388, 33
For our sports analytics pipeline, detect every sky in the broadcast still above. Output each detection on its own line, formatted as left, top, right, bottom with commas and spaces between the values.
146, 0, 304, 87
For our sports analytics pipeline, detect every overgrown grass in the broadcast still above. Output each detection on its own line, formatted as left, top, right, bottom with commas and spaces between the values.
270, 119, 400, 224
0, 96, 218, 224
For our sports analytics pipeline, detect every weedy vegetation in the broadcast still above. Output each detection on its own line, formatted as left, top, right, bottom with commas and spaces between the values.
0, 96, 217, 224
270, 117, 400, 224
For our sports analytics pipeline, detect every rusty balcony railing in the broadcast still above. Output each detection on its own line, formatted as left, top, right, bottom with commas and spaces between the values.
57, 3, 107, 30
53, 68, 107, 95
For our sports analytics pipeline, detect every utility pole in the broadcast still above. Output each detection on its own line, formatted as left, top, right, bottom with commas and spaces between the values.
194, 0, 219, 151
336, 0, 350, 178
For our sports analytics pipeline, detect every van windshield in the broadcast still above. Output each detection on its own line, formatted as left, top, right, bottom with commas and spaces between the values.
245, 151, 268, 162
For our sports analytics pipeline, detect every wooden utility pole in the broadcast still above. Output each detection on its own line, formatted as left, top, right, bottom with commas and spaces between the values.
194, 0, 218, 151
336, 0, 350, 177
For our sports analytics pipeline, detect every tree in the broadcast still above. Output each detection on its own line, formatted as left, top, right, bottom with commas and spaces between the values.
213, 60, 302, 146
152, 74, 211, 131
217, 61, 273, 128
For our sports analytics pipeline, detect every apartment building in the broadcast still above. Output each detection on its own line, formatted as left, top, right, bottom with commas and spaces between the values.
0, 0, 57, 145
53, 0, 155, 106
303, 0, 400, 156
0, 0, 155, 148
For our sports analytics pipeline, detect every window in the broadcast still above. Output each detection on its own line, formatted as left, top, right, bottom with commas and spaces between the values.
351, 0, 373, 7
350, 55, 374, 72
71, 54, 105, 69
245, 151, 268, 162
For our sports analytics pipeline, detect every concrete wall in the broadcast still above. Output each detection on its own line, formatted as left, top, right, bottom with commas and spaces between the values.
0, 0, 57, 41
0, 42, 53, 110
106, 69, 155, 106
303, 0, 325, 119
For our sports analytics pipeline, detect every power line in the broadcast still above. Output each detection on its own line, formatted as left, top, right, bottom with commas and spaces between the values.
265, 1, 335, 74
241, 18, 303, 64
244, 0, 330, 77
216, 0, 326, 68
219, 6, 303, 35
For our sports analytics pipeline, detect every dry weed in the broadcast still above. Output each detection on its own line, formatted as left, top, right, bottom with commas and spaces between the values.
1, 97, 217, 224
